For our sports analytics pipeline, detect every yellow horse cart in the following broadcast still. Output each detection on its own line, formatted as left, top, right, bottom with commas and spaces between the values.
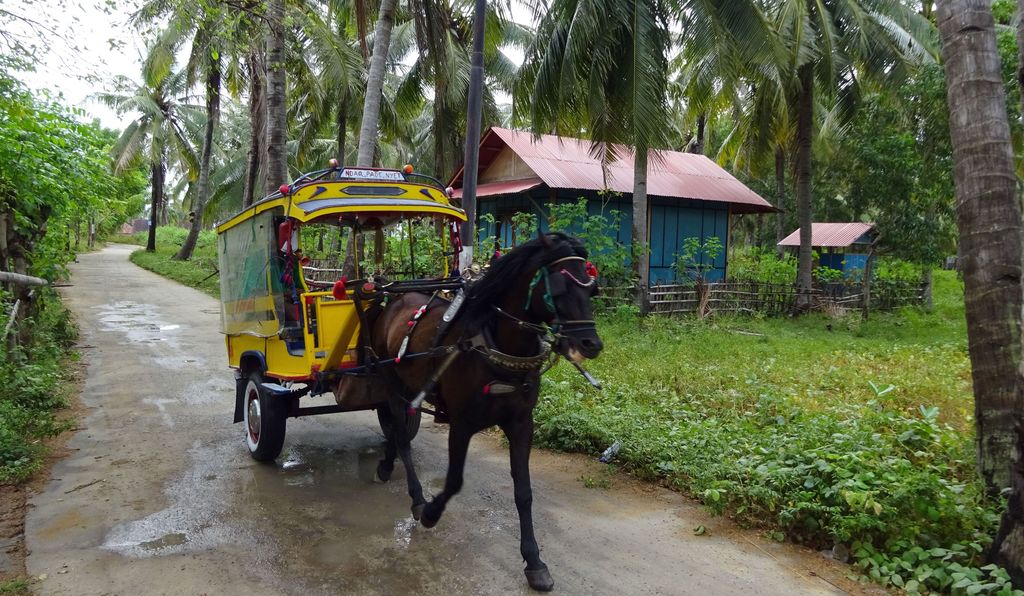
216, 163, 466, 460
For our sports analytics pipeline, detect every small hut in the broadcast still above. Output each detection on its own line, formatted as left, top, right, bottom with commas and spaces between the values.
449, 127, 774, 283
778, 222, 877, 275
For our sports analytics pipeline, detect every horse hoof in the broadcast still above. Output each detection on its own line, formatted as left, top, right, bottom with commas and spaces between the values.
525, 566, 554, 592
420, 504, 440, 528
412, 503, 425, 521
375, 462, 392, 483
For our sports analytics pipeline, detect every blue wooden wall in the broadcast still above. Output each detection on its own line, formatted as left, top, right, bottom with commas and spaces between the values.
477, 189, 728, 283
648, 197, 728, 283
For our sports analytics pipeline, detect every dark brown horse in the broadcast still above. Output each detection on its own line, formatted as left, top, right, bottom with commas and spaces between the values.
370, 232, 603, 591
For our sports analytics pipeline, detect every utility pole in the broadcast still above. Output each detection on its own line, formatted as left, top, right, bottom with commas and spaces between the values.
458, 0, 485, 272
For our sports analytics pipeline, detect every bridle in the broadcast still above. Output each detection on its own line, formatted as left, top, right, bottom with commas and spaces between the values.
491, 254, 598, 351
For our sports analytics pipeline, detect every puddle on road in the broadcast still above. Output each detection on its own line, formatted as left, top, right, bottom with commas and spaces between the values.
103, 418, 495, 593
95, 301, 191, 369
139, 532, 187, 551
103, 439, 262, 558
104, 426, 439, 574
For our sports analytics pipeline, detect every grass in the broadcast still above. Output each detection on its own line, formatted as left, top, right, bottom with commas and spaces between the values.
123, 233, 1005, 592
121, 228, 221, 298
0, 578, 29, 595
533, 270, 1012, 593
0, 290, 78, 483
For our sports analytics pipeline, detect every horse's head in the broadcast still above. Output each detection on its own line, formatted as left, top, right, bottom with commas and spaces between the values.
525, 233, 604, 362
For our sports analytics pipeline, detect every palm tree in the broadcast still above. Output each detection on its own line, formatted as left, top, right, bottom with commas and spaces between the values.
396, 0, 527, 179
131, 0, 258, 259
937, 2, 1024, 562
764, 0, 933, 302
266, 0, 289, 187
674, 21, 796, 256
355, 0, 399, 166
517, 0, 676, 306
98, 61, 199, 252
290, 0, 364, 166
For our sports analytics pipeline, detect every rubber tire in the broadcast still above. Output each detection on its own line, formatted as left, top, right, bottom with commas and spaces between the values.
243, 372, 287, 462
377, 407, 421, 441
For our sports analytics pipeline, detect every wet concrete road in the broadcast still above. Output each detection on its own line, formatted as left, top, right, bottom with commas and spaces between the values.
26, 244, 854, 595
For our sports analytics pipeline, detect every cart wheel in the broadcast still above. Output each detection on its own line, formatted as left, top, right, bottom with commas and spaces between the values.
243, 372, 287, 462
377, 407, 421, 441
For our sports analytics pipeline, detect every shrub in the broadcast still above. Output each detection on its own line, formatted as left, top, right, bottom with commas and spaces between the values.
0, 291, 76, 482
547, 198, 632, 287
728, 248, 798, 285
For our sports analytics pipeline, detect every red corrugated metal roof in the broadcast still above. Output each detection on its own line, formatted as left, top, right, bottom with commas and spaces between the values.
450, 178, 543, 199
449, 127, 775, 214
777, 223, 875, 247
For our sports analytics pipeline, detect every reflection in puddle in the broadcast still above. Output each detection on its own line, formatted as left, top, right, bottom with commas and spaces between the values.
103, 440, 261, 558
140, 532, 188, 551
393, 516, 417, 549
105, 421, 459, 592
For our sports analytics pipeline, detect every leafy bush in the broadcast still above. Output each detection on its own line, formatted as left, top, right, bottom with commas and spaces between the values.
815, 265, 844, 284
128, 227, 218, 251
532, 274, 1015, 593
675, 236, 723, 282
875, 258, 923, 283
728, 248, 798, 285
547, 198, 632, 287
0, 291, 76, 482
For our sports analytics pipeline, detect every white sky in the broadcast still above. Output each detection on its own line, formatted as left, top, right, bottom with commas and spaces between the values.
6, 0, 146, 128
7, 0, 533, 131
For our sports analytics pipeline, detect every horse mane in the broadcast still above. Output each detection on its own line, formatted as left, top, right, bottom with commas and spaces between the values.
460, 232, 587, 334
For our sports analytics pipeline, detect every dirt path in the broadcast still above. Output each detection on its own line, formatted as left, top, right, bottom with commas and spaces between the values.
24, 244, 864, 595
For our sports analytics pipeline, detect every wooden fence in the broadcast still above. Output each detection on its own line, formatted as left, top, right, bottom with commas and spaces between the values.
595, 279, 927, 316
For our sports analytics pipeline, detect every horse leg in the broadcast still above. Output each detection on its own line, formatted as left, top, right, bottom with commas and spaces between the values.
375, 408, 398, 483
504, 417, 553, 592
391, 403, 427, 520
420, 424, 472, 529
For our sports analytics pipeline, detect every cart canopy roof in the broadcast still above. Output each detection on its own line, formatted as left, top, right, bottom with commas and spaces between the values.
216, 167, 466, 233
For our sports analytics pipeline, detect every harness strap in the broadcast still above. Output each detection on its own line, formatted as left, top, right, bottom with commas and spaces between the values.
470, 330, 553, 371
396, 291, 438, 362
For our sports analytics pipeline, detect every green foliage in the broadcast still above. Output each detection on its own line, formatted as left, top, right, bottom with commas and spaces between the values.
675, 236, 723, 281
532, 270, 1014, 591
813, 62, 956, 267
728, 249, 798, 284
874, 258, 922, 283
0, 291, 76, 482
0, 66, 146, 280
547, 198, 632, 286
128, 228, 220, 297
127, 227, 217, 252
814, 265, 843, 285
0, 62, 139, 484
0, 578, 30, 595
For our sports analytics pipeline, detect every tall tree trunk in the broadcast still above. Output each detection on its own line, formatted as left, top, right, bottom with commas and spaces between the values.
632, 148, 650, 312
775, 146, 786, 259
938, 2, 1022, 506
690, 113, 707, 155
0, 210, 9, 275
265, 0, 288, 189
147, 160, 164, 252
356, 0, 398, 167
1018, 0, 1024, 123
336, 99, 348, 164
243, 49, 266, 208
795, 64, 815, 306
176, 56, 221, 261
